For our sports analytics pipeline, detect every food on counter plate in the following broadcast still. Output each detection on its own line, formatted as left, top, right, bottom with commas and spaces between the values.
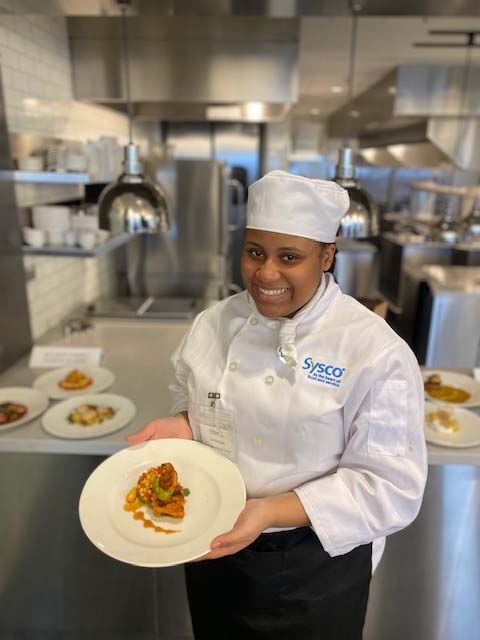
425, 407, 460, 434
58, 369, 93, 391
124, 462, 190, 534
0, 402, 28, 425
68, 404, 116, 426
424, 374, 471, 403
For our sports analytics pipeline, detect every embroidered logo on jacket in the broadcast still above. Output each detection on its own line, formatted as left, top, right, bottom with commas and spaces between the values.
302, 357, 346, 388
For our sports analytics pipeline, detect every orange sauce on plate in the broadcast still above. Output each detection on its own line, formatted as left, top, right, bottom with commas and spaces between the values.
426, 385, 471, 403
123, 498, 179, 534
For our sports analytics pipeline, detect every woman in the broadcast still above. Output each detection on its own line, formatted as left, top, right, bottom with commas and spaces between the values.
127, 170, 428, 640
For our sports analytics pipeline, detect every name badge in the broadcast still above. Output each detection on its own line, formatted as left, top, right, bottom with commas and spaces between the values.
191, 403, 236, 461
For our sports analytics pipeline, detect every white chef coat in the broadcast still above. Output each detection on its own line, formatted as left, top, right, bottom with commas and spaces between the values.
170, 273, 428, 567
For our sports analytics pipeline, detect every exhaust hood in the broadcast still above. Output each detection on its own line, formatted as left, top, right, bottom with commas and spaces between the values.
67, 14, 298, 122
327, 66, 480, 170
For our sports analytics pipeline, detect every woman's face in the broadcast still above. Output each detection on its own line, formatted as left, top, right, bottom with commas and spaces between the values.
241, 229, 335, 318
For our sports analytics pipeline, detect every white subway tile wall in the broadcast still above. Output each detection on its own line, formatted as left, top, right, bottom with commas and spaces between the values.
23, 254, 118, 339
0, 2, 146, 339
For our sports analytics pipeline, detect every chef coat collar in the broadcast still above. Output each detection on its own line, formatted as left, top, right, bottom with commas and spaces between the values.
247, 273, 340, 368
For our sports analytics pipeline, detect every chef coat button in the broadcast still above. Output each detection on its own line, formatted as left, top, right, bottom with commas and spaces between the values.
264, 375, 275, 385
228, 362, 238, 372
250, 317, 259, 326
253, 435, 263, 448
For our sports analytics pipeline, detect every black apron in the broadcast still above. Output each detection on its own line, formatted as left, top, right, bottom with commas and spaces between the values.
185, 527, 372, 640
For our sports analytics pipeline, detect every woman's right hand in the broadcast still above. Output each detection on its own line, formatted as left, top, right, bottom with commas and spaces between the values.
125, 413, 193, 445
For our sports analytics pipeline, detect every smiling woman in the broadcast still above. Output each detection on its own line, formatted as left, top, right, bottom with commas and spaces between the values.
241, 230, 335, 318
127, 170, 428, 640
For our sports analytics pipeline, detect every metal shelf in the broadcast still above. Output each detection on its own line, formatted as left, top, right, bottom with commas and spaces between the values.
22, 233, 132, 257
0, 170, 90, 184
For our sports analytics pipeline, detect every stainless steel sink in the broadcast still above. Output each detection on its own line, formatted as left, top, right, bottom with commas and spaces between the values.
86, 296, 200, 319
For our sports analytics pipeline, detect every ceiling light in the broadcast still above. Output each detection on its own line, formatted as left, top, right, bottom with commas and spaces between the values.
23, 98, 39, 107
244, 102, 264, 121
207, 105, 243, 121
387, 85, 397, 95
310, 108, 321, 116
360, 148, 377, 163
330, 85, 344, 94
98, 0, 171, 235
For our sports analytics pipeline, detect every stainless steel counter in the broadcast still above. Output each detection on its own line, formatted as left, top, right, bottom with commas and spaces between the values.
0, 318, 190, 455
1, 319, 480, 640
0, 318, 479, 465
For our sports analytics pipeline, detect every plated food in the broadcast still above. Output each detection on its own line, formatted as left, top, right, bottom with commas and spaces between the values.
42, 393, 135, 439
422, 371, 480, 408
79, 439, 246, 567
425, 402, 480, 448
424, 373, 470, 403
0, 401, 28, 425
58, 369, 93, 391
124, 462, 191, 534
68, 403, 116, 426
0, 387, 49, 431
425, 406, 460, 434
33, 366, 115, 400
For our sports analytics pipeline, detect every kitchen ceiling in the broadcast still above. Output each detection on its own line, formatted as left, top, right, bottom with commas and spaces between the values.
55, 0, 480, 17
8, 2, 480, 127
296, 16, 480, 120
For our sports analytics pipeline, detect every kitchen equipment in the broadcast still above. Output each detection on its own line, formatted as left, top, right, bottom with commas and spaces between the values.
406, 266, 480, 367
98, 0, 170, 235
334, 148, 379, 239
89, 158, 233, 319
332, 1, 379, 240
432, 190, 464, 243
87, 296, 200, 320
334, 238, 378, 297
451, 243, 480, 266
379, 232, 452, 310
464, 195, 480, 243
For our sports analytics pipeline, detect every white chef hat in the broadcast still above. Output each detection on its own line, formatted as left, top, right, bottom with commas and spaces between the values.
246, 170, 349, 243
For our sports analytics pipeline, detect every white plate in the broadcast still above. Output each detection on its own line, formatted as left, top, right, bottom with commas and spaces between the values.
0, 387, 49, 431
423, 371, 480, 408
425, 402, 480, 448
79, 439, 246, 567
42, 393, 136, 439
33, 366, 115, 400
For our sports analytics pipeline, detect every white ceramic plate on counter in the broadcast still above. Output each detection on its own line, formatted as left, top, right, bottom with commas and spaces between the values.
78, 439, 246, 567
423, 371, 480, 408
33, 366, 115, 400
0, 387, 49, 431
425, 402, 480, 448
42, 393, 135, 439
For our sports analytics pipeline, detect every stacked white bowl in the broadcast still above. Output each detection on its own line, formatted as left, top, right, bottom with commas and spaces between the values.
71, 211, 102, 248
32, 205, 71, 246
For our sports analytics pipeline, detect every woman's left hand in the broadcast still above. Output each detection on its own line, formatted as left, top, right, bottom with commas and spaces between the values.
192, 498, 273, 561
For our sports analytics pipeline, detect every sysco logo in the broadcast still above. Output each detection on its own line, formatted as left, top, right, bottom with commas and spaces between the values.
302, 357, 345, 379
